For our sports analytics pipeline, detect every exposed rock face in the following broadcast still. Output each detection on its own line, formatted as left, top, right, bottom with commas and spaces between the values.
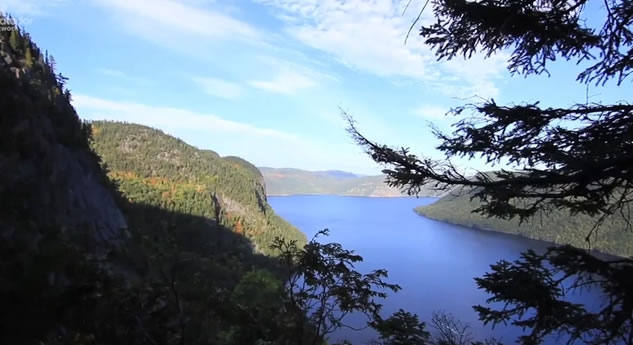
0, 17, 137, 344
0, 51, 126, 249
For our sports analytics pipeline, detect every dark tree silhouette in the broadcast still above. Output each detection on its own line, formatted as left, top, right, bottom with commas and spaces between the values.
271, 229, 401, 345
370, 309, 431, 345
350, 0, 633, 225
347, 0, 633, 344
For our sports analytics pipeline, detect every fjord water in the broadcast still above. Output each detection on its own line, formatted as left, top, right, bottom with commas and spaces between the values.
268, 195, 602, 345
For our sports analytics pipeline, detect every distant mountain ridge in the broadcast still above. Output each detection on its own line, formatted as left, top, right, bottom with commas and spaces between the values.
318, 170, 359, 179
259, 167, 445, 197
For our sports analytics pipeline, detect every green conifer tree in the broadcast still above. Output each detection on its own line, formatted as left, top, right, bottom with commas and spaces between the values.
25, 47, 33, 68
48, 55, 56, 73
8, 29, 18, 51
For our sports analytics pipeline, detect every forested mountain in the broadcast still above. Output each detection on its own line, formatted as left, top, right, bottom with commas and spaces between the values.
0, 16, 425, 345
0, 17, 133, 343
0, 16, 313, 345
416, 187, 633, 257
223, 155, 265, 183
260, 167, 445, 197
0, 17, 126, 243
90, 121, 305, 254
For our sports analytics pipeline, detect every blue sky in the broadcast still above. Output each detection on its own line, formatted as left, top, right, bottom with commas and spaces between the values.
2, 0, 628, 175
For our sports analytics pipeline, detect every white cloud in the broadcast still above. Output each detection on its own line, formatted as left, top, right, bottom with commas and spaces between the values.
96, 67, 152, 85
97, 68, 127, 78
248, 70, 316, 94
412, 105, 449, 119
192, 77, 242, 100
246, 55, 337, 94
438, 53, 508, 98
257, 55, 338, 81
72, 94, 298, 141
0, 0, 68, 16
257, 0, 507, 98
92, 0, 259, 43
71, 94, 382, 174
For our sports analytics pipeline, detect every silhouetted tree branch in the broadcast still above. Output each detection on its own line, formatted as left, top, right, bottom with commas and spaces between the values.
348, 1, 633, 344
271, 229, 402, 345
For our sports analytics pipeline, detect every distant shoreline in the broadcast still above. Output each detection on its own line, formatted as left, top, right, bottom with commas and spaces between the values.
267, 193, 413, 198
266, 193, 440, 199
415, 209, 624, 260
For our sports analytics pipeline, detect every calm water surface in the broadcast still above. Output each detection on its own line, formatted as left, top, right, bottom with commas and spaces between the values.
268, 195, 602, 345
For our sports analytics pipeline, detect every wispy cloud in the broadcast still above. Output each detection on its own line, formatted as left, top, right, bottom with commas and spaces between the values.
412, 105, 449, 119
96, 67, 152, 85
248, 71, 315, 94
97, 68, 127, 78
257, 0, 507, 98
0, 0, 68, 16
72, 94, 381, 173
72, 94, 298, 141
92, 0, 260, 44
192, 77, 242, 100
247, 55, 337, 94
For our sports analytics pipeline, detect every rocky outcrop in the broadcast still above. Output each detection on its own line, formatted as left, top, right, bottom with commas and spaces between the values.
0, 36, 126, 250
0, 23, 131, 343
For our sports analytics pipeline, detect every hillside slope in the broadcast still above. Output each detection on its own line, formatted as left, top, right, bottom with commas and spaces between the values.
91, 121, 306, 254
416, 188, 633, 257
0, 19, 132, 343
0, 18, 307, 344
260, 167, 445, 197
0, 24, 126, 248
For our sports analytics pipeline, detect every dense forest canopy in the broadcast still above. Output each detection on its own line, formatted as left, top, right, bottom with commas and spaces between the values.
89, 120, 306, 254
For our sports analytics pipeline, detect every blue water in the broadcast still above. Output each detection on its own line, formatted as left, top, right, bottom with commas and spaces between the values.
268, 195, 603, 345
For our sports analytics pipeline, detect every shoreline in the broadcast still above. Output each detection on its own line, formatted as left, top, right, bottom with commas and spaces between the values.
414, 209, 624, 260
267, 193, 435, 198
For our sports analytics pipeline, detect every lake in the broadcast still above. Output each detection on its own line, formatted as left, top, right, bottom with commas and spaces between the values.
268, 195, 603, 345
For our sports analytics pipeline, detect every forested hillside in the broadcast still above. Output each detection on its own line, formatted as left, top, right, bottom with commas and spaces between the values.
261, 167, 445, 197
416, 188, 633, 257
0, 15, 139, 343
0, 16, 313, 345
90, 121, 305, 254
224, 155, 265, 183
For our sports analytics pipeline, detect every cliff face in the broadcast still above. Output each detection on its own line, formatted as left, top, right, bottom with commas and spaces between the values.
0, 31, 126, 249
0, 20, 134, 343
0, 16, 311, 345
